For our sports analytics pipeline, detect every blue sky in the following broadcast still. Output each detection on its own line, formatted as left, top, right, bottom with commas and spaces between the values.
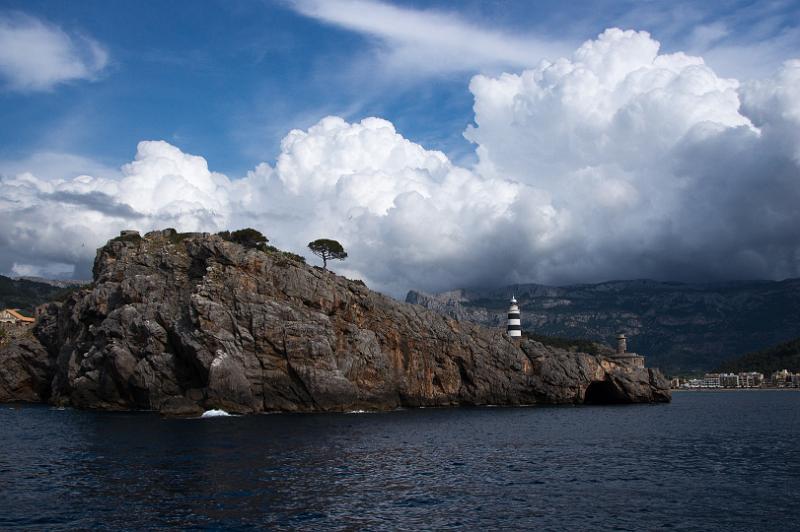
1, 0, 800, 293
2, 0, 798, 177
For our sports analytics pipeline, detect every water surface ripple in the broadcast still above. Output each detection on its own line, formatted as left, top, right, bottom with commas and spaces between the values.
2, 391, 799, 530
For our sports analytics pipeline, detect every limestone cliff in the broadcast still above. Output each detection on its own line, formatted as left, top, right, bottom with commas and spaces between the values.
0, 230, 670, 414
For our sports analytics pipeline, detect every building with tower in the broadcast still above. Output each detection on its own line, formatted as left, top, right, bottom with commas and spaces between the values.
613, 332, 644, 367
507, 297, 521, 338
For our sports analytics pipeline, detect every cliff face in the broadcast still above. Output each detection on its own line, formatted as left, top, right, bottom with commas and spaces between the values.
407, 279, 800, 373
0, 230, 669, 414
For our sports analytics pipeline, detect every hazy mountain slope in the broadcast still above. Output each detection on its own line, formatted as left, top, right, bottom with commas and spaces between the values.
406, 279, 800, 374
0, 275, 82, 314
716, 337, 800, 375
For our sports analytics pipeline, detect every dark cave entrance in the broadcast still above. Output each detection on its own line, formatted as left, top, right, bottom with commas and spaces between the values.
583, 380, 626, 404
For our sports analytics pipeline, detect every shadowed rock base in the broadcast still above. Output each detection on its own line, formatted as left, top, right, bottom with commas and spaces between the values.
0, 230, 670, 414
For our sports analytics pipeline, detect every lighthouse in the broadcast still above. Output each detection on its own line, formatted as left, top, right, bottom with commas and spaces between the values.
616, 332, 627, 354
507, 296, 522, 338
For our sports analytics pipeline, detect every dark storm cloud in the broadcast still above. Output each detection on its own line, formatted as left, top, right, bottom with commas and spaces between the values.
47, 191, 144, 219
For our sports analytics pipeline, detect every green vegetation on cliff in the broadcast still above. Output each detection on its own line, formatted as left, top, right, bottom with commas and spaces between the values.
217, 228, 269, 251
716, 337, 800, 375
218, 228, 306, 264
522, 332, 605, 356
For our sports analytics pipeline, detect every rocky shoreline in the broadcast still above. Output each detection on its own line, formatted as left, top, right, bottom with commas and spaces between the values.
0, 229, 670, 415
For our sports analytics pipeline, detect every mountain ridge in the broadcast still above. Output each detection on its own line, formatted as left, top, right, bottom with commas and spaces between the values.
407, 278, 800, 373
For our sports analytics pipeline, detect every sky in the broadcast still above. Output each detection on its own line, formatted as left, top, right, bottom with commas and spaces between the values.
1, 0, 799, 297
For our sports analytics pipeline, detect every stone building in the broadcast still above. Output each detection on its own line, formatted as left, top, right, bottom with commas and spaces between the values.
613, 332, 645, 368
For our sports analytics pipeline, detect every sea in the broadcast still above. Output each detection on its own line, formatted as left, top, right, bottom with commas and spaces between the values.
2, 391, 799, 531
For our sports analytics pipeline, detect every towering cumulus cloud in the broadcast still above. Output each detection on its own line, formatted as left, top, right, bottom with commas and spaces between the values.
233, 116, 525, 294
464, 28, 800, 284
1, 29, 799, 295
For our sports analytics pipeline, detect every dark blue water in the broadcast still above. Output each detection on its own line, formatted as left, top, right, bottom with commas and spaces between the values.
2, 391, 799, 531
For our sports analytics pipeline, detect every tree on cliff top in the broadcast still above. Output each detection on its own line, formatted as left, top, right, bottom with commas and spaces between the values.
308, 239, 347, 269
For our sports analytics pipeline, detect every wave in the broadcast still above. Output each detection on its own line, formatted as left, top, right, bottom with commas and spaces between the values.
200, 409, 232, 418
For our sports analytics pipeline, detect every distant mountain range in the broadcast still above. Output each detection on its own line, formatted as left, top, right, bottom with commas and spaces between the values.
0, 275, 85, 315
406, 279, 800, 374
12, 276, 90, 288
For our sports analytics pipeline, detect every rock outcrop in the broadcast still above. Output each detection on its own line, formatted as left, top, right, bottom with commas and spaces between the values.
0, 230, 670, 414
0, 337, 54, 403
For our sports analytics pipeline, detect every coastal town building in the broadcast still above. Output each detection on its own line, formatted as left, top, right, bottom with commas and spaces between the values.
506, 297, 521, 338
772, 369, 791, 386
739, 372, 764, 387
0, 309, 36, 326
678, 372, 768, 389
769, 369, 800, 387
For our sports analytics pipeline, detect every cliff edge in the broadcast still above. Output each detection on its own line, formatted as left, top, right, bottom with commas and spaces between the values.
0, 229, 670, 414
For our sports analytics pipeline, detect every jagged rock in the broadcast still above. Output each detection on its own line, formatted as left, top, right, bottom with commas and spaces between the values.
0, 337, 55, 403
0, 229, 670, 413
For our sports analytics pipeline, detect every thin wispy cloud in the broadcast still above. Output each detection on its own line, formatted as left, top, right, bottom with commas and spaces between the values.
290, 0, 570, 75
610, 0, 800, 79
0, 12, 108, 91
0, 151, 120, 182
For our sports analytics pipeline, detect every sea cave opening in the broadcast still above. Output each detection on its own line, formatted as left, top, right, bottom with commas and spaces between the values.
583, 380, 626, 404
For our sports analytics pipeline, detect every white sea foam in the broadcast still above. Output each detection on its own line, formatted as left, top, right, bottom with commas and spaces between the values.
200, 409, 231, 418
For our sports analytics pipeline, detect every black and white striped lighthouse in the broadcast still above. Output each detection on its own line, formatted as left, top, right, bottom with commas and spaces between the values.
507, 296, 522, 338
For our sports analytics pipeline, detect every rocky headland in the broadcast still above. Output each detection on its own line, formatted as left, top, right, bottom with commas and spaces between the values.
0, 229, 670, 415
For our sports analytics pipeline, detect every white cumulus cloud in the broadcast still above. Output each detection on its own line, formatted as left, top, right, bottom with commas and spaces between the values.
0, 140, 232, 280
1, 29, 800, 297
464, 29, 800, 285
0, 12, 108, 91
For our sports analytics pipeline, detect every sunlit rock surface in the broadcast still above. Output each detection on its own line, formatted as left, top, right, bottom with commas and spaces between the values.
0, 230, 670, 414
